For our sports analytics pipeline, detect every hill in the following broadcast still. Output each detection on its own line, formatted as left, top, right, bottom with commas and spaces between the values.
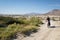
44, 9, 60, 16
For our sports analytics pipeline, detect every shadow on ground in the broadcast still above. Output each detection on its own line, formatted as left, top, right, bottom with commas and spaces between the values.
48, 26, 60, 28
50, 26, 55, 28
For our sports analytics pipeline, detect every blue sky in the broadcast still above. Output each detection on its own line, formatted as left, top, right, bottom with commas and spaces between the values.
0, 0, 60, 15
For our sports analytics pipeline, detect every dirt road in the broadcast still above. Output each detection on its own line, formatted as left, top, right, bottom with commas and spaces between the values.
15, 20, 60, 40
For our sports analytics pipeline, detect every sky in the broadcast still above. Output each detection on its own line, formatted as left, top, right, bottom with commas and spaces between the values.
0, 0, 60, 15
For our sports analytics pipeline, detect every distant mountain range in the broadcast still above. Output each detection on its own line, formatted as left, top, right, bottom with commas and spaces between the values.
23, 12, 41, 16
0, 9, 60, 16
24, 9, 60, 16
44, 9, 60, 16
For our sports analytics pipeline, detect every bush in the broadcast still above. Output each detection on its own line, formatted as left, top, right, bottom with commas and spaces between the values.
0, 23, 22, 40
0, 17, 14, 23
0, 23, 39, 40
29, 17, 43, 26
20, 25, 38, 36
17, 17, 30, 25
0, 17, 43, 40
52, 17, 56, 21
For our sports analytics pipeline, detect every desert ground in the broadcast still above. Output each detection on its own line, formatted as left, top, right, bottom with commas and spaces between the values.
14, 20, 60, 40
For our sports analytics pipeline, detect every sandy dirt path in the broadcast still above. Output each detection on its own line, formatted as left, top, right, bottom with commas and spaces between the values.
15, 20, 60, 40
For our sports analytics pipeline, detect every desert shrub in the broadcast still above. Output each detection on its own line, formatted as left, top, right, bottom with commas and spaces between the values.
0, 16, 43, 40
0, 23, 39, 40
16, 18, 25, 24
0, 16, 17, 26
20, 25, 38, 36
6, 20, 16, 25
0, 17, 14, 22
29, 17, 43, 26
17, 17, 30, 25
17, 17, 43, 26
0, 23, 22, 40
52, 17, 56, 21
0, 28, 5, 35
0, 28, 5, 31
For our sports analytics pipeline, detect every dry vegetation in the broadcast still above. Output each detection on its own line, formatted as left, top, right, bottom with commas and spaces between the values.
0, 16, 43, 40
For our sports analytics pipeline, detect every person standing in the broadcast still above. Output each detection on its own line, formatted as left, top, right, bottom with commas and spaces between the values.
47, 16, 51, 27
